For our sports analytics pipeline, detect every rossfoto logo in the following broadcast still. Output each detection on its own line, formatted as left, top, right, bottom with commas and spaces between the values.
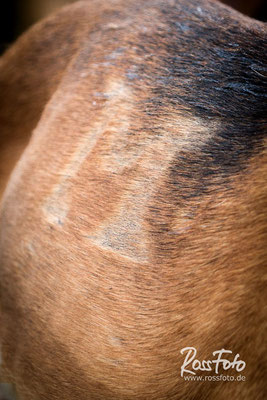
180, 347, 246, 379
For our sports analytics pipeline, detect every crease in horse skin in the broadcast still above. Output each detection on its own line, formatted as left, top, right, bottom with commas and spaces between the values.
42, 79, 132, 226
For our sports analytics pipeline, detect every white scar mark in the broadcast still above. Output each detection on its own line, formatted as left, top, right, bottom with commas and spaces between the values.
40, 69, 215, 261
87, 118, 215, 262
42, 80, 131, 225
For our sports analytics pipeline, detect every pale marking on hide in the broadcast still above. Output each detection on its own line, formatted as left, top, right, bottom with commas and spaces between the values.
26, 241, 35, 254
109, 336, 125, 347
42, 80, 132, 226
87, 118, 216, 262
96, 356, 124, 366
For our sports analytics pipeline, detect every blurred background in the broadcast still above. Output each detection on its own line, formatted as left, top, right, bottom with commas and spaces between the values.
0, 0, 266, 54
0, 383, 16, 400
0, 0, 76, 54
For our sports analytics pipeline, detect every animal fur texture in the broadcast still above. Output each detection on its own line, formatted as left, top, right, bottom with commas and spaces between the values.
0, 0, 266, 399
